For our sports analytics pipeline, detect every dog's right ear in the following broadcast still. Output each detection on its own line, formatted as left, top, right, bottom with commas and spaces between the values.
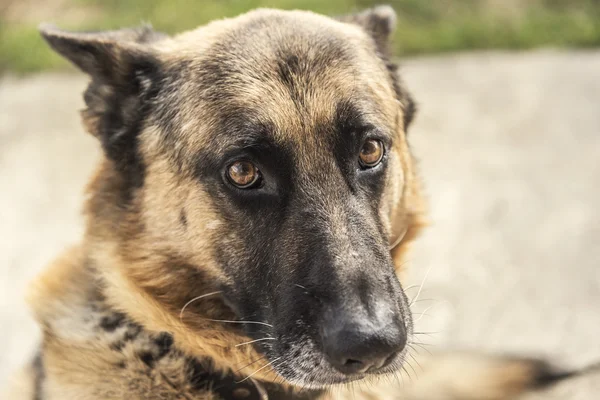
39, 24, 166, 80
39, 24, 166, 174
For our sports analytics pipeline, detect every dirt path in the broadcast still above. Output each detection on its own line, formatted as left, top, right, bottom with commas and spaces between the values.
1, 50, 599, 398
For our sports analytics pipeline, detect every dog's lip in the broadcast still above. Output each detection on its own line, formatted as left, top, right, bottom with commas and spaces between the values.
271, 344, 409, 389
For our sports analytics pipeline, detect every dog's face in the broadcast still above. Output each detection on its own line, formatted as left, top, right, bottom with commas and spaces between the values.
42, 7, 425, 388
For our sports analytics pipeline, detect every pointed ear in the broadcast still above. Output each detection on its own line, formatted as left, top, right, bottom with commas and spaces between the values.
338, 5, 397, 53
39, 25, 167, 191
39, 23, 166, 79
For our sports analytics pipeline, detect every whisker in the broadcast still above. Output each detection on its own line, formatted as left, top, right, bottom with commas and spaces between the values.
401, 365, 412, 382
409, 264, 434, 307
235, 337, 276, 347
179, 291, 222, 322
412, 303, 439, 325
408, 342, 432, 355
408, 351, 423, 372
235, 355, 268, 374
236, 357, 282, 383
179, 292, 272, 327
411, 298, 437, 305
395, 369, 405, 388
410, 340, 433, 346
389, 226, 408, 250
412, 331, 440, 336
405, 357, 419, 379
203, 318, 273, 327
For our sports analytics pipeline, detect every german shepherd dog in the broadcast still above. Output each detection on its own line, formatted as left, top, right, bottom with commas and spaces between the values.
4, 6, 591, 400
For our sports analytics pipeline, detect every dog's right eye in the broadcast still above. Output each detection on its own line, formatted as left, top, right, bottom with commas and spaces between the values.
359, 139, 384, 168
226, 160, 262, 189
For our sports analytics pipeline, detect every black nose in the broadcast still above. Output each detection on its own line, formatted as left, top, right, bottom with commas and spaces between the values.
321, 314, 407, 375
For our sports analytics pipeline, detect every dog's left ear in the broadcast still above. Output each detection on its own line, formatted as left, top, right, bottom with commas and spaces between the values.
338, 5, 397, 54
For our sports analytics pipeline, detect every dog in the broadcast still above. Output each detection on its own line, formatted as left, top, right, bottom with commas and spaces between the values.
4, 6, 590, 400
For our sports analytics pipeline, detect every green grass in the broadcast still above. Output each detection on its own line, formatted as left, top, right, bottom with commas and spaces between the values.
2, 0, 600, 73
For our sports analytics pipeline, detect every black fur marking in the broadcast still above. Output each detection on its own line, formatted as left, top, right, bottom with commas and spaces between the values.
99, 312, 126, 332
123, 323, 143, 341
109, 322, 143, 351
276, 53, 308, 110
179, 209, 188, 228
93, 55, 163, 204
137, 333, 173, 368
32, 350, 45, 400
139, 351, 156, 368
334, 99, 372, 136
154, 332, 174, 358
384, 61, 416, 131
277, 54, 300, 87
402, 93, 417, 131
189, 359, 261, 398
150, 59, 192, 147
263, 384, 323, 400
110, 341, 126, 352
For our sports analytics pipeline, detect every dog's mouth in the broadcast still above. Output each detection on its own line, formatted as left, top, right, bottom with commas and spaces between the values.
223, 291, 414, 388
261, 333, 412, 388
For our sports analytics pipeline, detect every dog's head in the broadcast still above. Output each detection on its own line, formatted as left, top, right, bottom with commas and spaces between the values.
41, 6, 426, 388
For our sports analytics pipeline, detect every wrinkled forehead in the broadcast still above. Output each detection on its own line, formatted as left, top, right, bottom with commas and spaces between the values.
158, 12, 398, 155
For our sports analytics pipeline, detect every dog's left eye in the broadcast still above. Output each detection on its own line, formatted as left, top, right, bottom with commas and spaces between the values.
359, 139, 384, 168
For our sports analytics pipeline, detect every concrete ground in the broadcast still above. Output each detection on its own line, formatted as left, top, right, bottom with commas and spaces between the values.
1, 50, 599, 398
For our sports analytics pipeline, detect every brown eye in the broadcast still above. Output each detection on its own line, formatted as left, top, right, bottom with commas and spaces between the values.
359, 139, 384, 168
227, 161, 261, 188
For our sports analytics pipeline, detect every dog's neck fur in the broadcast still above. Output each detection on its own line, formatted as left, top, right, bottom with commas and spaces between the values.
28, 244, 322, 400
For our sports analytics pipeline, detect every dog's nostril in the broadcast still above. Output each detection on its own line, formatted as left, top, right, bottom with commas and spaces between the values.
343, 359, 363, 367
340, 358, 368, 374
383, 351, 398, 366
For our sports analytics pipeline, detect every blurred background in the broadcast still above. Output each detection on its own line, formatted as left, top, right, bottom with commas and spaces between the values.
1, 1, 600, 398
2, 0, 600, 72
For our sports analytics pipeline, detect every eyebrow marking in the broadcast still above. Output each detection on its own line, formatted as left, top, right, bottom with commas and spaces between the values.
334, 99, 391, 141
